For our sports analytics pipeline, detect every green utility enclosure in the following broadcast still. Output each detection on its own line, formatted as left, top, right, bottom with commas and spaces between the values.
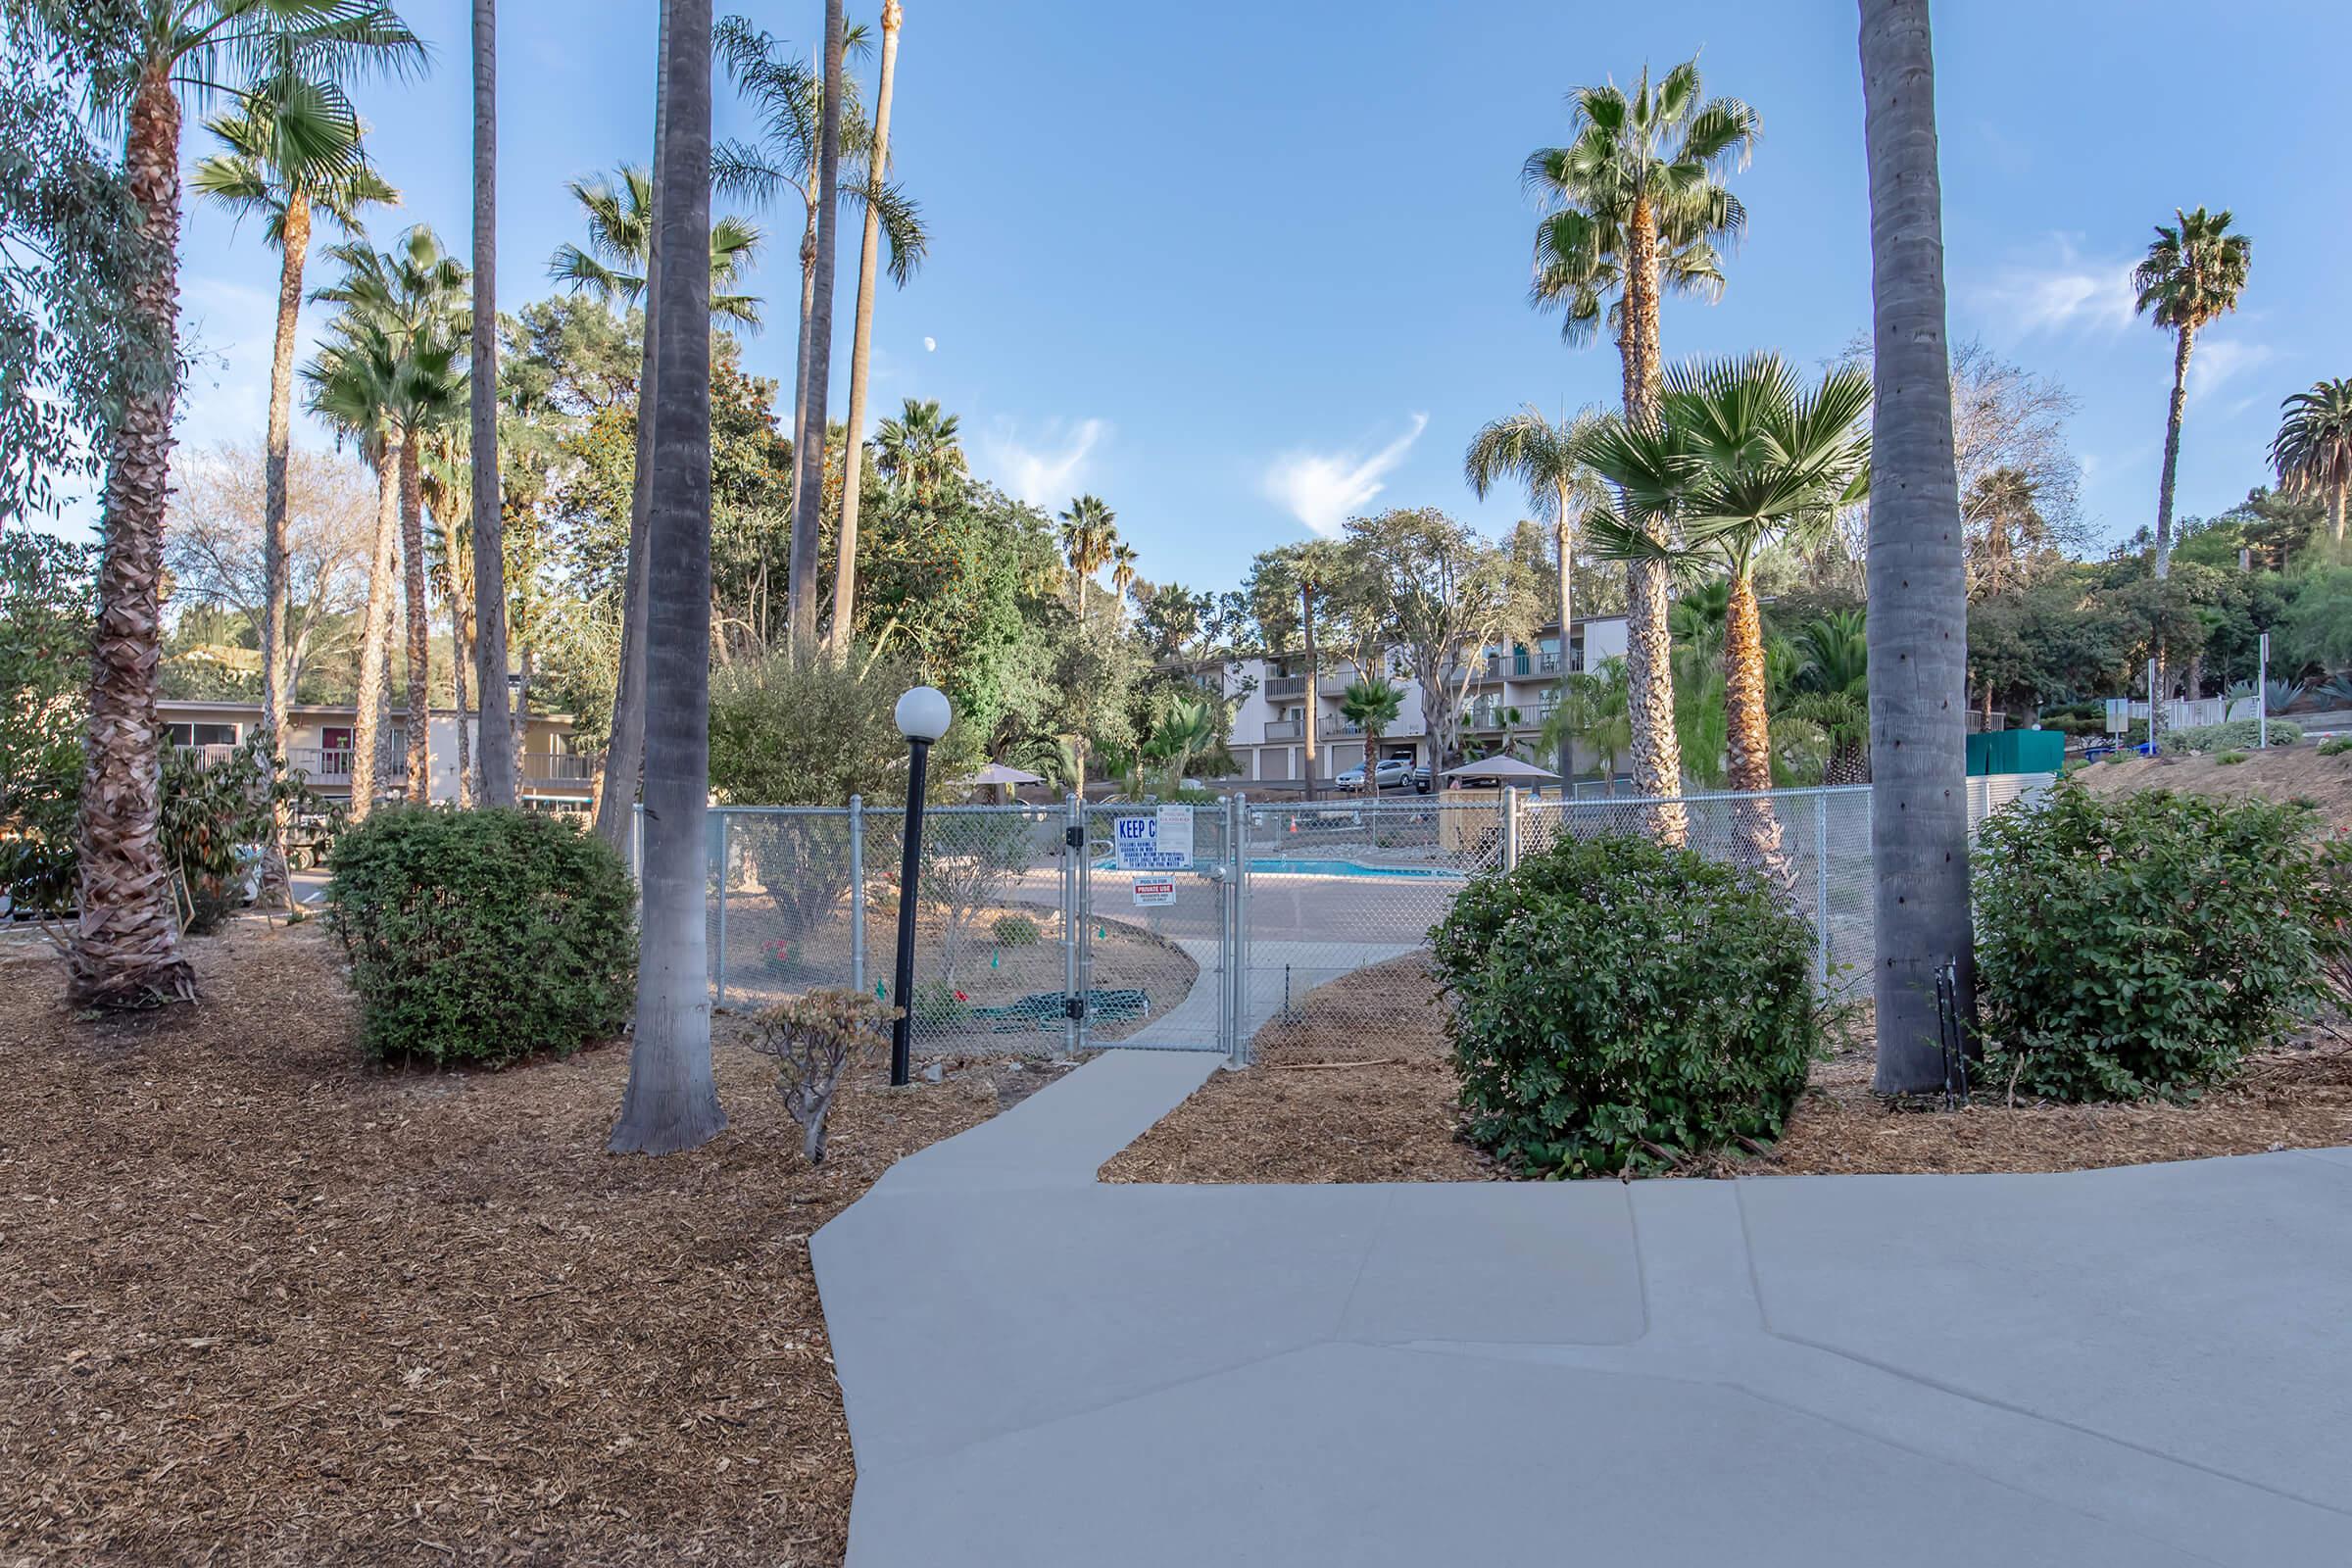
1967, 727, 2066, 776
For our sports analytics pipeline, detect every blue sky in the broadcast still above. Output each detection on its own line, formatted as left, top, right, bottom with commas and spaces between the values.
140, 0, 2350, 594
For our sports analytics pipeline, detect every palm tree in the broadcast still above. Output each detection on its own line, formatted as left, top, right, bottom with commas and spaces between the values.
1340, 676, 1403, 800
612, 0, 727, 1156
1859, 0, 1974, 1095
303, 318, 403, 823
1789, 609, 1868, 783
1463, 402, 1610, 774
417, 428, 475, 804
1587, 355, 1872, 871
873, 397, 965, 504
2133, 206, 2252, 583
548, 164, 766, 326
6, 0, 421, 1006
1294, 536, 1347, 801
1524, 57, 1757, 845
314, 227, 468, 802
1539, 655, 1631, 786
826, 0, 912, 662
471, 0, 515, 808
193, 84, 397, 899
1109, 542, 1140, 619
2270, 378, 2352, 550
1059, 495, 1119, 626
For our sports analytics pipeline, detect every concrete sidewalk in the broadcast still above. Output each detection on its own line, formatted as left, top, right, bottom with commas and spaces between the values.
814, 1053, 2352, 1565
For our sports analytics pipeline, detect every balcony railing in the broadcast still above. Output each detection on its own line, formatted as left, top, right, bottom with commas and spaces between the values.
286, 746, 409, 783
1261, 720, 1304, 742
171, 744, 240, 769
1263, 673, 1315, 702
525, 754, 599, 785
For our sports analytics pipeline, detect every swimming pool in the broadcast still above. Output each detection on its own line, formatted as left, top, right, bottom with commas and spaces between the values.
1095, 858, 1467, 880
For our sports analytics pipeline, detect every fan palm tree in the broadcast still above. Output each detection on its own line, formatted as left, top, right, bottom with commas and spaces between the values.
1463, 402, 1610, 773
1340, 675, 1403, 800
548, 164, 766, 326
1859, 0, 1974, 1095
1109, 542, 1140, 619
612, 0, 727, 1156
1059, 495, 1119, 627
417, 427, 474, 803
1293, 537, 1348, 801
2134, 206, 2251, 583
470, 0, 515, 807
1587, 355, 1872, 870
2270, 378, 2352, 550
873, 397, 965, 504
1524, 57, 1757, 845
1540, 655, 1632, 785
5, 0, 421, 1006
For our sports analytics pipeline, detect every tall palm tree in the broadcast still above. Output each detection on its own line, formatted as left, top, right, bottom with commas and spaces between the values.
1525, 57, 1757, 845
1059, 495, 1119, 626
303, 318, 403, 823
873, 397, 964, 504
1859, 0, 1973, 1095
2133, 206, 2252, 583
1586, 355, 1872, 871
471, 0, 515, 807
1109, 542, 1139, 619
547, 163, 766, 326
1294, 536, 1347, 801
418, 428, 475, 804
825, 0, 911, 662
2270, 378, 2352, 549
1463, 402, 1610, 774
6, 0, 421, 1006
1340, 675, 1403, 800
612, 0, 726, 1156
314, 227, 468, 802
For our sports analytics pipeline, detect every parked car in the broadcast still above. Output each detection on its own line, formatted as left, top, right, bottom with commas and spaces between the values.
1334, 758, 1427, 794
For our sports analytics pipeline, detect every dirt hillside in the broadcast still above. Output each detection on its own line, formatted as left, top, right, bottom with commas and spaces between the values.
2076, 743, 2352, 829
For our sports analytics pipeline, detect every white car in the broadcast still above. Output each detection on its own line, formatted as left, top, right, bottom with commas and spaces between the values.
1333, 758, 1423, 793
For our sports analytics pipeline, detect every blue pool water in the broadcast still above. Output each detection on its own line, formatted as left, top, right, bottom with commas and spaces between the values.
1095, 858, 1465, 880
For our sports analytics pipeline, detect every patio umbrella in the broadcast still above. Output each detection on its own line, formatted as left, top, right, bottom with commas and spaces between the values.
1440, 756, 1559, 783
970, 761, 1045, 802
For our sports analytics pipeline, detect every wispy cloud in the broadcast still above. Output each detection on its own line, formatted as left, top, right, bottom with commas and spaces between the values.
2187, 336, 2275, 405
981, 417, 1107, 507
1967, 236, 2137, 338
1262, 414, 1429, 537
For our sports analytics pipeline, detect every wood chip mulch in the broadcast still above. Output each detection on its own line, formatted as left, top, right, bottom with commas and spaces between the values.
0, 920, 1030, 1566
1101, 953, 2352, 1184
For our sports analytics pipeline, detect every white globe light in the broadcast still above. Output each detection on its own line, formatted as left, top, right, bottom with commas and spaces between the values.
895, 685, 953, 743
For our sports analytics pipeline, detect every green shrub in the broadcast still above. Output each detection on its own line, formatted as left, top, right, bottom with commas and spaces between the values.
326, 808, 636, 1067
993, 913, 1042, 947
2159, 717, 2301, 756
1975, 780, 2331, 1102
2217, 751, 2248, 765
1431, 833, 1825, 1176
2320, 735, 2352, 758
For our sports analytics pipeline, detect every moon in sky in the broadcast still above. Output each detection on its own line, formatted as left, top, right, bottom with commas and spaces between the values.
923, 336, 937, 352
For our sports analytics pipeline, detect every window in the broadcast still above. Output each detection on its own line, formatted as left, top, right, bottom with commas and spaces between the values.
165, 721, 238, 748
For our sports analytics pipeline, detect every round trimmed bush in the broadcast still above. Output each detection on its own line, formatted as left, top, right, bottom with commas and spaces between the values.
993, 913, 1042, 947
1430, 833, 1824, 1177
326, 807, 636, 1067
1975, 779, 2332, 1102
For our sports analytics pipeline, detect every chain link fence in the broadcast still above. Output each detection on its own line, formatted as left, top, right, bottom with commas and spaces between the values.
669, 773, 2055, 1066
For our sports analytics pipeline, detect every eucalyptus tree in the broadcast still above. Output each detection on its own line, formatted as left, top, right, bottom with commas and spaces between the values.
193, 78, 396, 819
2133, 206, 2251, 582
1586, 355, 1871, 870
1524, 57, 1756, 843
471, 0, 515, 807
1463, 402, 1609, 773
1859, 0, 1973, 1094
612, 0, 727, 1156
2270, 378, 2352, 549
3, 0, 420, 1006
548, 163, 765, 326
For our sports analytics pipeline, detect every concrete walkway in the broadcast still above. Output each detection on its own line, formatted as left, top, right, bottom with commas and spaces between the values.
814, 1052, 2352, 1565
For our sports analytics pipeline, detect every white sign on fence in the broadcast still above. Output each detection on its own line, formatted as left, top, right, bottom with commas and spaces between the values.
1131, 879, 1176, 907
1112, 806, 1195, 871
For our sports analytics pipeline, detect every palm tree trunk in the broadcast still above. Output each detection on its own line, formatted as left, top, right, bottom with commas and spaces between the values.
1721, 570, 1788, 876
2154, 324, 2193, 582
612, 0, 727, 1156
1553, 505, 1574, 779
1301, 580, 1319, 802
70, 64, 195, 1008
2332, 480, 2346, 548
351, 450, 401, 825
826, 0, 903, 661
258, 188, 312, 908
786, 1, 847, 661
1860, 0, 1974, 1095
399, 428, 431, 803
1616, 195, 1688, 845
449, 585, 473, 808
595, 0, 674, 854
470, 0, 517, 808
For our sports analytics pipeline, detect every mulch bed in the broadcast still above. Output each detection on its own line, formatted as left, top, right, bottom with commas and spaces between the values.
0, 920, 1040, 1566
1102, 954, 2352, 1184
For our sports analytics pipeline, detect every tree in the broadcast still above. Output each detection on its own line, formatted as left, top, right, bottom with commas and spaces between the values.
1059, 494, 1119, 627
874, 397, 965, 503
303, 315, 403, 820
1463, 402, 1609, 774
2269, 378, 2352, 550
1859, 0, 1973, 1095
1525, 57, 1756, 842
7, 0, 419, 1006
612, 0, 726, 1155
1339, 676, 1402, 798
1540, 655, 1631, 783
548, 163, 764, 325
471, 0, 516, 807
2134, 206, 2251, 584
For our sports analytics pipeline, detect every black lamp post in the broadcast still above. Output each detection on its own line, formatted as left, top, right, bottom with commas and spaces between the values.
889, 685, 952, 1086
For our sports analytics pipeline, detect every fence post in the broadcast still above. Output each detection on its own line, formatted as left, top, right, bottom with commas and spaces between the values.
1233, 793, 1251, 1065
631, 802, 644, 883
714, 811, 730, 1007
849, 795, 866, 998
1502, 785, 1520, 873
1064, 792, 1083, 1055
1814, 790, 1832, 986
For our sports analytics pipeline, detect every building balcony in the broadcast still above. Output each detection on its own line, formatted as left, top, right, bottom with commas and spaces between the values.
1262, 673, 1320, 702
285, 747, 409, 784
1261, 720, 1304, 742
527, 754, 599, 786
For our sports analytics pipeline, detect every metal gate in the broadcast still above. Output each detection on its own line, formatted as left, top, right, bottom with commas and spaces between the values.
1074, 799, 1241, 1055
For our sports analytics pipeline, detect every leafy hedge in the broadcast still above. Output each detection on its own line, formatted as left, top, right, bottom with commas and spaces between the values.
1430, 832, 1824, 1176
327, 808, 636, 1067
1975, 779, 2335, 1101
2159, 717, 2300, 755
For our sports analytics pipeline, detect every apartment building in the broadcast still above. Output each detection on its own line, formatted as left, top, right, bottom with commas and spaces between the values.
1221, 613, 1631, 787
158, 699, 597, 808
